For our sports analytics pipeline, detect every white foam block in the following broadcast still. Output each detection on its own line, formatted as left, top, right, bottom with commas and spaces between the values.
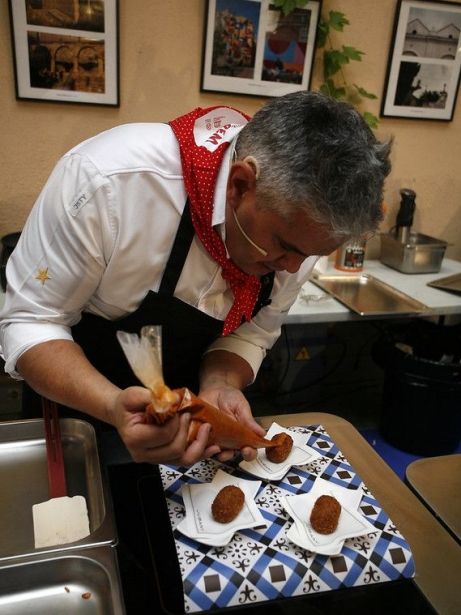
33, 496, 90, 548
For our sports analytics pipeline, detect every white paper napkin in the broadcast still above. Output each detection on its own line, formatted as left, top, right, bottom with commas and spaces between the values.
282, 478, 375, 556
239, 422, 322, 481
176, 469, 266, 546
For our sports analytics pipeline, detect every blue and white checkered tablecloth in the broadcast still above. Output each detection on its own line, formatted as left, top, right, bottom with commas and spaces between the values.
159, 424, 415, 613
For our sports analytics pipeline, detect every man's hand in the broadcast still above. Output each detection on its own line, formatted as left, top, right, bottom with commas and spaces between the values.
198, 349, 266, 463
110, 387, 221, 465
199, 384, 266, 463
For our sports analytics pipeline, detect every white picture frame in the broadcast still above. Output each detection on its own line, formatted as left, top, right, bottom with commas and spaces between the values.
201, 0, 321, 98
8, 0, 119, 107
381, 0, 461, 121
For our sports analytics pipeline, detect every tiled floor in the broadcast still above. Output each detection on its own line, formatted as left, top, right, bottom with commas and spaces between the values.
361, 428, 461, 480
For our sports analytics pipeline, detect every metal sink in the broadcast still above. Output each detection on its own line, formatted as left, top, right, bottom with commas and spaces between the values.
0, 547, 125, 614
0, 419, 117, 562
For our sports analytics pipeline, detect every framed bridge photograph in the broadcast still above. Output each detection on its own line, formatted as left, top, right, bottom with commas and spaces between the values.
381, 0, 461, 121
8, 0, 119, 106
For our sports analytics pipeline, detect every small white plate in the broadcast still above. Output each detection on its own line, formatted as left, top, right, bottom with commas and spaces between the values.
176, 470, 265, 546
239, 423, 322, 481
282, 479, 375, 556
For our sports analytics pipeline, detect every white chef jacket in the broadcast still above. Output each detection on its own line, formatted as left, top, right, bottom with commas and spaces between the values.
0, 122, 317, 380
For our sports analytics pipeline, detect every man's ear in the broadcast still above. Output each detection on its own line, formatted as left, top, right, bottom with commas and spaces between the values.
226, 161, 257, 207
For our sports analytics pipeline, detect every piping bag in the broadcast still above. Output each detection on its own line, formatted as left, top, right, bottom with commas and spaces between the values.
116, 325, 276, 450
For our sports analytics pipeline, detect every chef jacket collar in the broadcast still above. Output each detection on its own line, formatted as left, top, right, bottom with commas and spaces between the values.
211, 132, 243, 243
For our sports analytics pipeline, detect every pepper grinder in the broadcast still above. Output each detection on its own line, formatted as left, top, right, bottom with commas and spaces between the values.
395, 188, 416, 244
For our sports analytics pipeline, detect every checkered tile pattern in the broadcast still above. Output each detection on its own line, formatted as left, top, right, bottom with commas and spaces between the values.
159, 425, 415, 612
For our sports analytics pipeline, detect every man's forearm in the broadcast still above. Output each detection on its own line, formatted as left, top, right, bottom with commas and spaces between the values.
16, 339, 121, 425
199, 349, 254, 392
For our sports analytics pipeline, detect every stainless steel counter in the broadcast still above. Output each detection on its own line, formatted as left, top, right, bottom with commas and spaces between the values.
286, 258, 461, 324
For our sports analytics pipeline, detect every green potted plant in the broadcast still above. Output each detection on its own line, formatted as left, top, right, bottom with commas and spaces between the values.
273, 0, 379, 127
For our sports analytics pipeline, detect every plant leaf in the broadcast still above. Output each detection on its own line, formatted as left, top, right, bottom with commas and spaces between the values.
319, 80, 346, 99
342, 46, 364, 62
324, 49, 349, 78
363, 111, 379, 129
316, 18, 329, 48
353, 84, 378, 99
272, 0, 310, 16
295, 0, 310, 9
328, 11, 349, 32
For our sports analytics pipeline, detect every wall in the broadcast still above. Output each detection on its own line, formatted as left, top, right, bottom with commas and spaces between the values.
0, 0, 460, 259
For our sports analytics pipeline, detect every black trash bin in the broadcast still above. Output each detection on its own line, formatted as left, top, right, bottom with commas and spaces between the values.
373, 320, 461, 456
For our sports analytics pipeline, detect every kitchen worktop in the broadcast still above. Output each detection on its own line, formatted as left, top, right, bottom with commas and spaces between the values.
285, 258, 461, 324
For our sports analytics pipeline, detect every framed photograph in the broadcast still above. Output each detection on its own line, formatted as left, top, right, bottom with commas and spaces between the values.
381, 0, 461, 121
201, 0, 321, 97
8, 0, 119, 106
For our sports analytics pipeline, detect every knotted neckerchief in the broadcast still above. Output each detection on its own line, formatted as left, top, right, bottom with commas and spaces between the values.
169, 106, 261, 336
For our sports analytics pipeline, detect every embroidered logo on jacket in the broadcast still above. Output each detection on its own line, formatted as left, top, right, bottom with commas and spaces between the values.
193, 108, 248, 153
35, 268, 51, 285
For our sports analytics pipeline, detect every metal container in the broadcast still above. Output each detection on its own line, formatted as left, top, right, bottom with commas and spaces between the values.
0, 547, 125, 614
380, 231, 448, 274
0, 418, 117, 562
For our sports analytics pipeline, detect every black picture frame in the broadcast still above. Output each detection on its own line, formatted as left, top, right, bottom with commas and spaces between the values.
201, 0, 321, 98
381, 0, 461, 121
8, 0, 119, 107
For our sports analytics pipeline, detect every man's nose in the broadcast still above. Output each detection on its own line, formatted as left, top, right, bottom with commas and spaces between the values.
273, 253, 305, 273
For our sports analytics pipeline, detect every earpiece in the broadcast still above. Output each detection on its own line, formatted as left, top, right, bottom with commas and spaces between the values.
243, 156, 260, 180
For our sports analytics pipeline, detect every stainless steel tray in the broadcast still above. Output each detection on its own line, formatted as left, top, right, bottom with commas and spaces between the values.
0, 419, 117, 562
0, 546, 125, 614
427, 272, 461, 295
310, 273, 428, 316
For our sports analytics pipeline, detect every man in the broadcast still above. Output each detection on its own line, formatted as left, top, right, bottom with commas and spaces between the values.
0, 92, 391, 466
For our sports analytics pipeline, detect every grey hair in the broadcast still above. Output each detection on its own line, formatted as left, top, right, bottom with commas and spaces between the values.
234, 91, 392, 238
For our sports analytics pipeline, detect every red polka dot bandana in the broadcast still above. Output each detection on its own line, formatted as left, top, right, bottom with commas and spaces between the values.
170, 106, 261, 336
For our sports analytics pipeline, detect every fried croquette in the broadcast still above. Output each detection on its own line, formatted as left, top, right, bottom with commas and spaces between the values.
309, 495, 341, 534
265, 432, 294, 463
211, 485, 245, 523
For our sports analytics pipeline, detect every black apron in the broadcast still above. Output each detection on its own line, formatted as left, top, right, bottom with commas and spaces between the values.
21, 202, 274, 430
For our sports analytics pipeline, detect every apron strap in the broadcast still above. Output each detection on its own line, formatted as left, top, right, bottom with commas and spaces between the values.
158, 198, 274, 316
158, 199, 195, 296
253, 272, 274, 315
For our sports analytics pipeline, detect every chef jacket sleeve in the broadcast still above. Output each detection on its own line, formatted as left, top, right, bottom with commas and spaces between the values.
0, 153, 114, 379
205, 256, 318, 381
